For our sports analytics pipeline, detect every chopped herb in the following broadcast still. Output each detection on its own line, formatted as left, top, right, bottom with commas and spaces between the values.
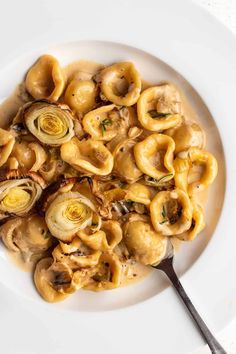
149, 110, 171, 118
43, 231, 51, 239
159, 219, 168, 225
100, 118, 112, 136
162, 205, 167, 218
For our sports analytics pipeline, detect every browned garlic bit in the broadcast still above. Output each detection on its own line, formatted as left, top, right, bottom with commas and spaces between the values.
0, 56, 218, 303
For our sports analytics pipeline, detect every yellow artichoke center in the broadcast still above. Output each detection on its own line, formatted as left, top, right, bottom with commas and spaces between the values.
64, 201, 92, 223
40, 114, 65, 135
3, 187, 31, 209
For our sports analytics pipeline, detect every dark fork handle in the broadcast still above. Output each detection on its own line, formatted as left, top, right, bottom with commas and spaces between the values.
154, 257, 227, 354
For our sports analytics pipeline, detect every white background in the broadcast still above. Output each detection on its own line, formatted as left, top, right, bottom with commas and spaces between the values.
194, 3, 236, 354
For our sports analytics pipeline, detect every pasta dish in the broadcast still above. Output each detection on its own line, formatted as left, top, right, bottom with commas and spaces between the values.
0, 55, 218, 303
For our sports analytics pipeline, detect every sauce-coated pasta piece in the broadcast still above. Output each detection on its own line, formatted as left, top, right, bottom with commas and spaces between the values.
123, 214, 168, 265
150, 188, 193, 236
134, 133, 175, 181
25, 55, 65, 101
61, 137, 114, 175
137, 84, 182, 132
64, 79, 98, 115
99, 62, 141, 106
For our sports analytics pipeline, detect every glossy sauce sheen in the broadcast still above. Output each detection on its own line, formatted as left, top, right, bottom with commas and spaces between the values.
1, 60, 207, 286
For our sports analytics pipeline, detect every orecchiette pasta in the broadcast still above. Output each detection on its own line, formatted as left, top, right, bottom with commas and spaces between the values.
150, 188, 193, 236
174, 148, 218, 195
25, 55, 65, 101
0, 56, 218, 303
137, 84, 182, 131
0, 128, 15, 167
61, 137, 114, 175
83, 105, 131, 141
0, 215, 52, 262
134, 134, 175, 181
99, 62, 141, 106
64, 79, 98, 115
123, 214, 168, 265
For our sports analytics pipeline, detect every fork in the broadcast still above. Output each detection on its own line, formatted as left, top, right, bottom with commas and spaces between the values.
154, 254, 227, 354
115, 201, 227, 353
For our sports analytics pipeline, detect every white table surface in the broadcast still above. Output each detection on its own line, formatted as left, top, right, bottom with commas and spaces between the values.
0, 1, 235, 353
193, 2, 236, 353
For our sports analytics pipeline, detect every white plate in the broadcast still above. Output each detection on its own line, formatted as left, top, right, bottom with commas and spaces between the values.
0, 1, 235, 353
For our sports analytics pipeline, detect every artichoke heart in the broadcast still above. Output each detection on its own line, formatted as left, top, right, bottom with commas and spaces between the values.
23, 101, 74, 146
0, 174, 43, 220
45, 191, 98, 241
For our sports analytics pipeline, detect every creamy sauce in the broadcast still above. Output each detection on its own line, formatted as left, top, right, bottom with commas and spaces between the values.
0, 60, 216, 286
120, 260, 152, 286
6, 249, 34, 272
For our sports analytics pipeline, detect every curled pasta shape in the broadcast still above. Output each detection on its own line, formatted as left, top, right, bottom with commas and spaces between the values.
0, 215, 52, 261
25, 55, 65, 101
150, 188, 193, 236
125, 182, 153, 205
137, 84, 182, 131
7, 157, 19, 170
134, 134, 175, 181
64, 79, 97, 115
83, 104, 131, 141
174, 148, 218, 195
84, 252, 122, 291
0, 171, 44, 220
188, 148, 218, 195
61, 137, 114, 175
34, 258, 75, 303
0, 128, 15, 167
177, 202, 205, 241
123, 214, 168, 265
167, 122, 205, 153
45, 191, 101, 241
23, 101, 75, 146
112, 138, 143, 183
99, 62, 141, 106
78, 220, 122, 251
52, 237, 101, 269
28, 142, 47, 172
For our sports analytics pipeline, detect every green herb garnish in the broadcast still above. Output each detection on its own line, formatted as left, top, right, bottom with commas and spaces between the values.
100, 118, 112, 136
160, 205, 168, 224
149, 110, 171, 118
162, 205, 167, 218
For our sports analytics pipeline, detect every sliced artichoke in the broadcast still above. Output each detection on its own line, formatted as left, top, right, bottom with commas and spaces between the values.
45, 191, 100, 241
25, 55, 65, 101
0, 171, 45, 220
23, 101, 74, 146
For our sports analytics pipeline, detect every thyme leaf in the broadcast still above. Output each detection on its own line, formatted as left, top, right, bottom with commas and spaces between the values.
149, 110, 171, 119
100, 118, 112, 136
